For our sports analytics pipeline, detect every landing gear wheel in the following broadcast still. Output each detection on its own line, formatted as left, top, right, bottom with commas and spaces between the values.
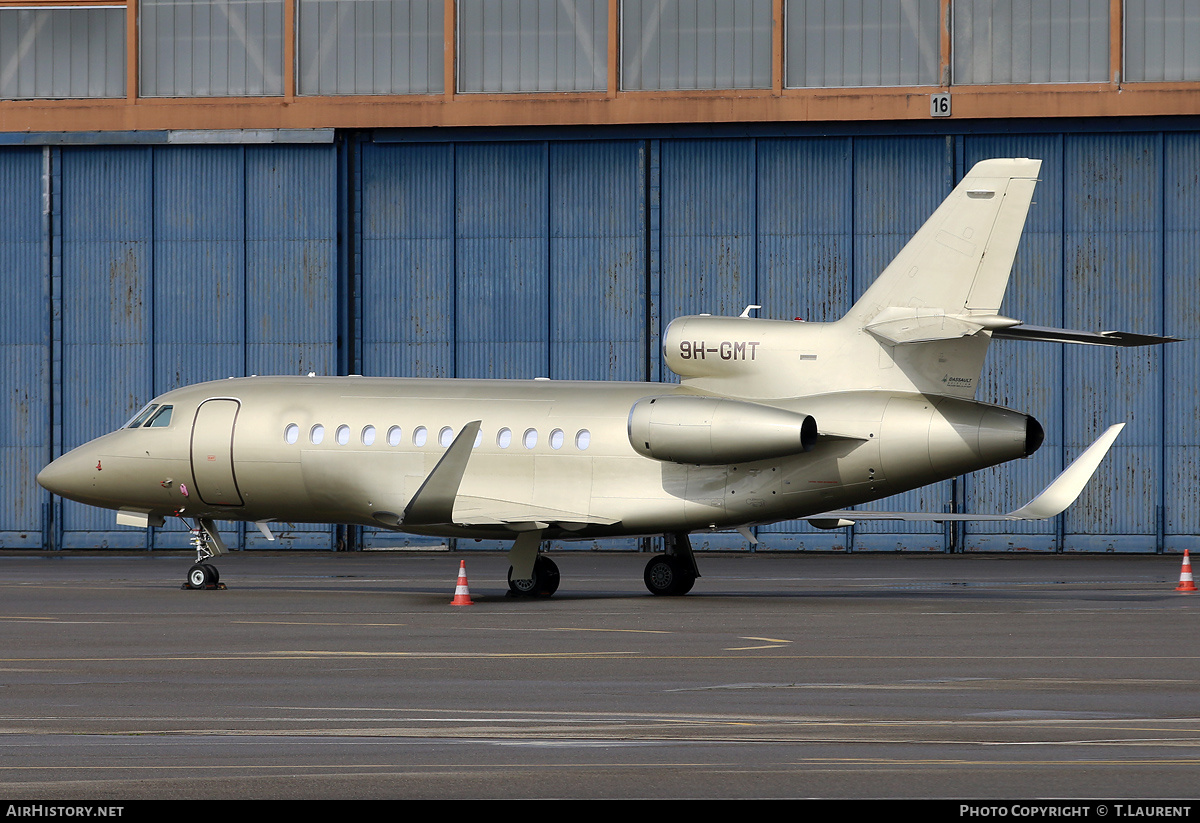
507, 556, 561, 597
187, 564, 209, 589
185, 563, 222, 590
644, 555, 696, 596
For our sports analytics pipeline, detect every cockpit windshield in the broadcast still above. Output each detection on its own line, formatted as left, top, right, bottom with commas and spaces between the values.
145, 405, 173, 427
124, 404, 158, 429
123, 404, 173, 429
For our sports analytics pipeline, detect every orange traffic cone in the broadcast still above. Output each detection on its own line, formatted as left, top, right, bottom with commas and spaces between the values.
450, 560, 474, 605
1177, 550, 1197, 593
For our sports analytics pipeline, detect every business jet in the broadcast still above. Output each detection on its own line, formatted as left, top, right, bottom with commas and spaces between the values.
36, 158, 1175, 596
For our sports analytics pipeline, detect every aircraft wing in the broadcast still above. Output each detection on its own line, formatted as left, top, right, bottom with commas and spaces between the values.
808, 424, 1124, 528
394, 420, 620, 532
453, 498, 621, 531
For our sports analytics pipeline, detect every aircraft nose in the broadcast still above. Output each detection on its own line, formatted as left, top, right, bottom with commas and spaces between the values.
37, 447, 99, 499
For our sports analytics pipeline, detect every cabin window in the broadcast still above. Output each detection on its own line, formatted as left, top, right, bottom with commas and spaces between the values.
575, 429, 591, 450
473, 430, 483, 447
549, 428, 564, 449
497, 427, 512, 448
145, 405, 174, 427
125, 404, 158, 428
439, 426, 454, 447
310, 424, 325, 444
361, 425, 376, 446
335, 424, 350, 445
523, 428, 538, 449
413, 426, 428, 446
284, 423, 299, 444
386, 426, 402, 446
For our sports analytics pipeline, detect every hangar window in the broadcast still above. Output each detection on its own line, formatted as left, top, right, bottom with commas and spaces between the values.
336, 424, 350, 445
125, 404, 159, 429
1125, 0, 1200, 82
297, 0, 445, 95
285, 423, 300, 444
458, 0, 607, 93
549, 428, 564, 450
146, 406, 174, 428
387, 425, 403, 446
362, 425, 377, 446
575, 429, 591, 450
951, 0, 1109, 84
0, 7, 126, 100
523, 428, 538, 449
140, 0, 285, 97
439, 426, 454, 447
413, 426, 428, 446
785, 0, 940, 88
497, 427, 513, 448
310, 424, 325, 444
622, 0, 771, 90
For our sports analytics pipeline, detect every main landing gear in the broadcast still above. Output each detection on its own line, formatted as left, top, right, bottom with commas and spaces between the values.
643, 533, 700, 596
507, 555, 560, 598
182, 517, 226, 590
505, 530, 561, 597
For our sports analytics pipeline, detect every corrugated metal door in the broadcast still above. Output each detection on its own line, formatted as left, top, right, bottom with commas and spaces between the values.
0, 149, 48, 548
847, 136, 953, 551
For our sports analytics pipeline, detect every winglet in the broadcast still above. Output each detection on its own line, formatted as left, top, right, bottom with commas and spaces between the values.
402, 421, 482, 526
1006, 423, 1124, 519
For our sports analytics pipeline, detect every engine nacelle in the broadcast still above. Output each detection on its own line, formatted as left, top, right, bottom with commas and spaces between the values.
628, 395, 817, 465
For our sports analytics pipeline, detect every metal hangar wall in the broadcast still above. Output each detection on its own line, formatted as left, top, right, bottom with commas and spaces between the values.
2, 123, 1197, 553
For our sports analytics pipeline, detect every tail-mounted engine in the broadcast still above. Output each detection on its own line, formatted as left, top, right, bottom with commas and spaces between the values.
628, 395, 817, 465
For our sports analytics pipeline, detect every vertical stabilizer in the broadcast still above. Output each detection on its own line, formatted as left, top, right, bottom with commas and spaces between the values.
663, 159, 1044, 401
845, 158, 1041, 324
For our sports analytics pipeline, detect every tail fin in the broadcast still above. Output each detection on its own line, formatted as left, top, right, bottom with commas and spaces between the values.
663, 159, 1043, 401
845, 158, 1041, 326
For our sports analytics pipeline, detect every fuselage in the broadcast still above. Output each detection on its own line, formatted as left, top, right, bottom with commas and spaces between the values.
36, 375, 1040, 541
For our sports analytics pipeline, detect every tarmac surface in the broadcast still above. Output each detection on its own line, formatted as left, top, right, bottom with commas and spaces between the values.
0, 550, 1197, 800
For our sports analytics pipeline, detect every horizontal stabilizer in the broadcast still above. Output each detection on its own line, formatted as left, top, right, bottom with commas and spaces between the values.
992, 324, 1181, 347
810, 424, 1124, 526
864, 308, 1021, 345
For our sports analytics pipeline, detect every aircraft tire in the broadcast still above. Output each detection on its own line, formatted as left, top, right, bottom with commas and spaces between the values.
187, 564, 209, 589
672, 568, 696, 595
507, 556, 560, 597
644, 555, 693, 596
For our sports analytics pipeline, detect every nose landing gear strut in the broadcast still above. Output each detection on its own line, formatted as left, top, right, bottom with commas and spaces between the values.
182, 517, 226, 590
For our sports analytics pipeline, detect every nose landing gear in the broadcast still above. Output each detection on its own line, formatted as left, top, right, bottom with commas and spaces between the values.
181, 517, 226, 590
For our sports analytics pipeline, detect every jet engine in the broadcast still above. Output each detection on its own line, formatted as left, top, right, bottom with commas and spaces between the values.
628, 395, 817, 465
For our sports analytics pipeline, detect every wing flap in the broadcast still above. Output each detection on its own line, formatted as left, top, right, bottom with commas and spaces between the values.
454, 496, 620, 529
